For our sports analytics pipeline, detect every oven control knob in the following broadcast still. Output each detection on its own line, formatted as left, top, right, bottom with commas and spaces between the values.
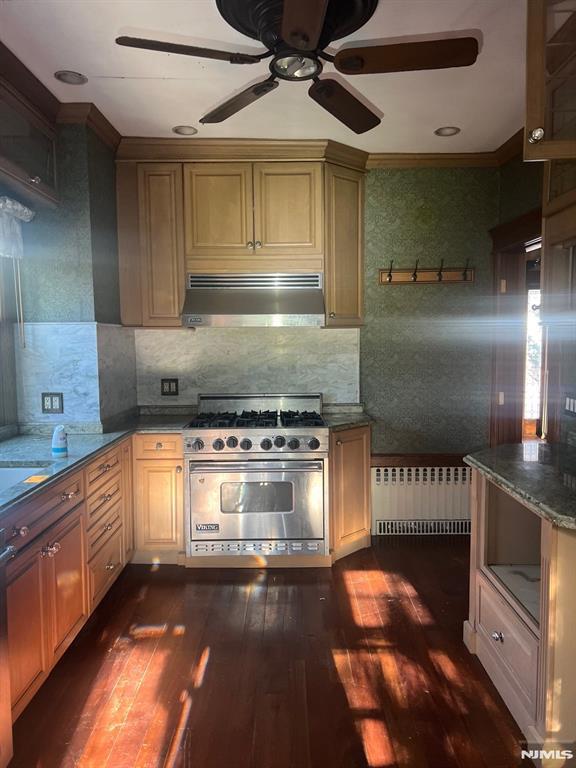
191, 438, 204, 452
240, 438, 252, 451
213, 439, 225, 451
308, 438, 321, 450
260, 438, 273, 451
226, 436, 238, 449
274, 436, 286, 448
287, 438, 300, 450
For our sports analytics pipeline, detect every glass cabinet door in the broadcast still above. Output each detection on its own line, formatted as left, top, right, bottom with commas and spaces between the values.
525, 0, 576, 160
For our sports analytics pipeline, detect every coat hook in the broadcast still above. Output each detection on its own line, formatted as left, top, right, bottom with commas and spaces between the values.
386, 259, 394, 283
462, 259, 470, 281
410, 259, 419, 282
437, 259, 444, 282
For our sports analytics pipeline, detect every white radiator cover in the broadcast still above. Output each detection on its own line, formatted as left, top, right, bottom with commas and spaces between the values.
371, 466, 471, 535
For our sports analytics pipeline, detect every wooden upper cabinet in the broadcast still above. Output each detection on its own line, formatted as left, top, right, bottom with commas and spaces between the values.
324, 164, 364, 327
137, 163, 185, 326
253, 162, 323, 257
525, 0, 576, 160
184, 162, 254, 263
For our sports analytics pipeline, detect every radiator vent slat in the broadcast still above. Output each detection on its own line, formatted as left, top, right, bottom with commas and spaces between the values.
372, 465, 471, 536
187, 273, 323, 290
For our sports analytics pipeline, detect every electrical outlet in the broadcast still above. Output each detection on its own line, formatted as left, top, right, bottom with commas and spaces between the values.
161, 378, 179, 396
41, 392, 63, 414
564, 395, 576, 415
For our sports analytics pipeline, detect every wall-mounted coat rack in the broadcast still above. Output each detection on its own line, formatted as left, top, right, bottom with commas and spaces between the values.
379, 259, 475, 285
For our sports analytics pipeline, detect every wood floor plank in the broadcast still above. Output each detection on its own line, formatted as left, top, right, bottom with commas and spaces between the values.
10, 539, 528, 768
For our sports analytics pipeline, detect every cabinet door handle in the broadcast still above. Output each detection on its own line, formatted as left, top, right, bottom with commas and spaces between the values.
29, 175, 41, 185
527, 127, 544, 144
254, 240, 262, 249
246, 241, 254, 249
41, 542, 61, 558
329, 312, 336, 318
336, 439, 342, 446
176, 465, 183, 474
491, 631, 504, 643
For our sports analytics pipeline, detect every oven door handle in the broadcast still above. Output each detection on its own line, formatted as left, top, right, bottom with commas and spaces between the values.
188, 461, 324, 473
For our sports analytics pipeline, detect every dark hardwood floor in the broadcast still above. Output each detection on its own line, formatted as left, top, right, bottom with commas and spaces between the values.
10, 538, 527, 768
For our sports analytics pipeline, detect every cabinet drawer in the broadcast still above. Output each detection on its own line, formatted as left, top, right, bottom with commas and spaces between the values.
86, 473, 122, 528
133, 434, 183, 460
85, 446, 121, 491
88, 526, 123, 607
4, 471, 84, 553
87, 503, 122, 560
476, 576, 539, 717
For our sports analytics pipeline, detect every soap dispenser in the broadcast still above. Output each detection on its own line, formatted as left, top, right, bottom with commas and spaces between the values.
51, 425, 68, 458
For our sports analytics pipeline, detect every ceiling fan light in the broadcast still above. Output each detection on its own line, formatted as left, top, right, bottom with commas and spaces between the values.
54, 70, 88, 85
434, 126, 461, 137
271, 54, 321, 81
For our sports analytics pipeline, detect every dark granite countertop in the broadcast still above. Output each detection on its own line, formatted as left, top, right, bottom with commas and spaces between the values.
464, 443, 576, 529
323, 412, 373, 431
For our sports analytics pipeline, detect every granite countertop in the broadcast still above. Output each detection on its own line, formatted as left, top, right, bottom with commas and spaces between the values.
323, 412, 373, 431
465, 443, 576, 529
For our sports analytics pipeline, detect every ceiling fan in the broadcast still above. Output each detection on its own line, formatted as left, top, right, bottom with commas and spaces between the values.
116, 0, 479, 135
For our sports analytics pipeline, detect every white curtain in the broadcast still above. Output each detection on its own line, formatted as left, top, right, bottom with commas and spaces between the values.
0, 196, 35, 260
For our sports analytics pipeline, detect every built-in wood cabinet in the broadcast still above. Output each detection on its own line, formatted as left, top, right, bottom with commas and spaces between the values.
121, 438, 134, 561
330, 425, 371, 561
525, 0, 576, 160
324, 164, 364, 327
133, 434, 184, 562
117, 141, 368, 328
465, 469, 576, 748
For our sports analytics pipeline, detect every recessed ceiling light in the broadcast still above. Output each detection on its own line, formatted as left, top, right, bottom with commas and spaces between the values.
172, 125, 198, 136
54, 70, 88, 85
434, 126, 461, 137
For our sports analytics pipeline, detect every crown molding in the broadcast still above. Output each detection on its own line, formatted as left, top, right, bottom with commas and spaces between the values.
366, 128, 525, 169
57, 103, 121, 151
116, 137, 369, 170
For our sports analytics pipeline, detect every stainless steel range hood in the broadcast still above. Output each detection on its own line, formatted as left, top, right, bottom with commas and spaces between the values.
182, 273, 325, 328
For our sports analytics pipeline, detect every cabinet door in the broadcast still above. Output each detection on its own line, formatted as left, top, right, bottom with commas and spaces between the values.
135, 460, 184, 552
184, 162, 254, 267
525, 0, 576, 160
330, 425, 371, 561
253, 162, 323, 260
43, 509, 88, 663
324, 164, 364, 327
138, 163, 185, 325
6, 546, 50, 716
121, 438, 134, 560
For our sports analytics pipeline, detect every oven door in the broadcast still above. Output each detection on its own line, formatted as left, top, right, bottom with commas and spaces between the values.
189, 460, 324, 541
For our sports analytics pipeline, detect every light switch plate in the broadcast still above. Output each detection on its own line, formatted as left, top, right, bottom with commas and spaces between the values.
41, 392, 64, 414
161, 378, 179, 396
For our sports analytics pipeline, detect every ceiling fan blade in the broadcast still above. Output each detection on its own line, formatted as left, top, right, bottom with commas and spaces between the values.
200, 78, 279, 123
334, 37, 479, 75
116, 36, 263, 64
308, 78, 380, 134
281, 0, 329, 51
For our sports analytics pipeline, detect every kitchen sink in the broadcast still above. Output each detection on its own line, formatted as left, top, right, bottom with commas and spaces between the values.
0, 462, 53, 494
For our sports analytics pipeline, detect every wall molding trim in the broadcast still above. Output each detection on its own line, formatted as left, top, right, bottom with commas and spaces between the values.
57, 103, 121, 150
366, 129, 525, 169
116, 137, 369, 170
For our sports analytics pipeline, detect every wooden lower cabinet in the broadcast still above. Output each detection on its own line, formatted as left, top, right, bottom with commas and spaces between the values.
134, 451, 184, 561
121, 438, 134, 560
330, 425, 371, 562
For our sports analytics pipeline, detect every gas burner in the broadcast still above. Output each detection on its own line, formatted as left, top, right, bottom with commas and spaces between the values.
186, 412, 238, 429
235, 410, 279, 428
280, 410, 326, 427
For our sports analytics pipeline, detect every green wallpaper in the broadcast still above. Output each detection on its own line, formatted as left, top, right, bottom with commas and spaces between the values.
362, 167, 500, 454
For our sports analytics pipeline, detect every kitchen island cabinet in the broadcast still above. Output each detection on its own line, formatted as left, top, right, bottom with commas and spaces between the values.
330, 424, 371, 562
464, 444, 576, 750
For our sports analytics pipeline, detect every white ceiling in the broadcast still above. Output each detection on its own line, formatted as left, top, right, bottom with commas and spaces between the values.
0, 0, 526, 153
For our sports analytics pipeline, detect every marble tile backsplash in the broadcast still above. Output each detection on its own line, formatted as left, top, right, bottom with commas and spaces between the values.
15, 322, 101, 432
134, 327, 360, 406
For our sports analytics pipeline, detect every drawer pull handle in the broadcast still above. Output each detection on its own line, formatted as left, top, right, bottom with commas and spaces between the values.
491, 631, 504, 643
105, 563, 116, 571
61, 490, 78, 501
156, 442, 163, 450
101, 493, 113, 502
13, 525, 29, 538
98, 463, 113, 473
41, 542, 61, 558
103, 523, 114, 532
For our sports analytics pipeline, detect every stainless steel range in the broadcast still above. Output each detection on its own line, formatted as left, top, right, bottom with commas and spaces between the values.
183, 394, 329, 557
